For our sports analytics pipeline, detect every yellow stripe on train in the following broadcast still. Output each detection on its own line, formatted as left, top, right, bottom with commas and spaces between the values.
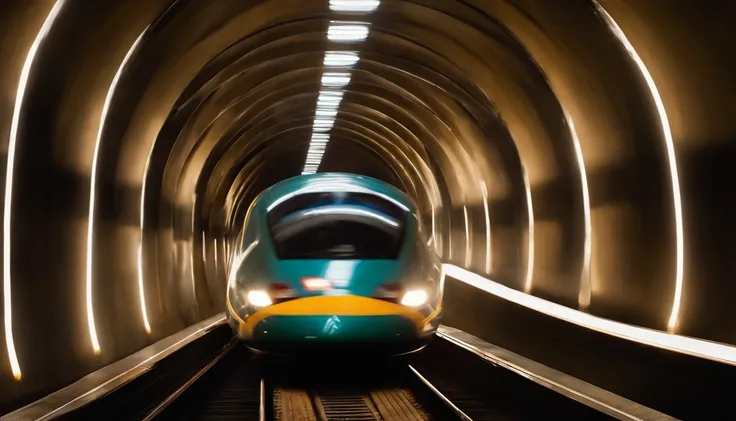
240, 295, 431, 334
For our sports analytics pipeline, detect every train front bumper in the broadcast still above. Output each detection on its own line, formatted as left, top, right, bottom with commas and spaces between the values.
227, 295, 441, 353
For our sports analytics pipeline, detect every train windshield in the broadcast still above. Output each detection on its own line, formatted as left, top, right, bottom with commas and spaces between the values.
267, 191, 407, 260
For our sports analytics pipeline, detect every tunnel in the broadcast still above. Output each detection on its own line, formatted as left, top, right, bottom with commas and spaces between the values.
1, 0, 736, 419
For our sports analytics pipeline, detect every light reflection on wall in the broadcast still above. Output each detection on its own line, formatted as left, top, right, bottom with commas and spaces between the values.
463, 205, 471, 267
480, 182, 492, 274
592, 1, 684, 332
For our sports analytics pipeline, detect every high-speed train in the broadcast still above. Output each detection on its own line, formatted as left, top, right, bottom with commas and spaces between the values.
225, 173, 444, 355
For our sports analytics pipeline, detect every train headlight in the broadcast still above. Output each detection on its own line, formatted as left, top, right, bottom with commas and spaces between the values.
400, 289, 428, 307
247, 290, 272, 307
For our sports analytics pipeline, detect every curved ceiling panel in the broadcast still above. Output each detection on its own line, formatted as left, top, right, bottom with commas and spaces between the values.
1, 0, 735, 415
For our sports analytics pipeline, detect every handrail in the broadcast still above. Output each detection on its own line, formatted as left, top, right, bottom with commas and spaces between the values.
2, 313, 226, 420
437, 325, 678, 421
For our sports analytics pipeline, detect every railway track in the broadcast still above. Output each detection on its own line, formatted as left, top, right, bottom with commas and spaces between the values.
51, 333, 625, 420
138, 339, 612, 421
274, 387, 429, 421
267, 357, 452, 421
2, 316, 677, 421
151, 344, 467, 421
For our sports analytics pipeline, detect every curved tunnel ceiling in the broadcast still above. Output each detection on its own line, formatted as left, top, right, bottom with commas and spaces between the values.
1, 0, 736, 413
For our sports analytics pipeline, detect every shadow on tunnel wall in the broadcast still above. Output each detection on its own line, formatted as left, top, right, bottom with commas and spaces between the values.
1, 0, 735, 415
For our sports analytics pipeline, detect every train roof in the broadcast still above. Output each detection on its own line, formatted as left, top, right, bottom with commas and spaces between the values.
255, 173, 416, 213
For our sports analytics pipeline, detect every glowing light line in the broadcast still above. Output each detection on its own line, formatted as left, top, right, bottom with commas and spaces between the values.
463, 205, 471, 267
445, 264, 736, 367
480, 182, 492, 274
136, 244, 150, 333
566, 114, 592, 309
3, 0, 66, 380
522, 168, 535, 293
139, 112, 156, 335
448, 216, 453, 260
595, 3, 683, 330
87, 29, 149, 352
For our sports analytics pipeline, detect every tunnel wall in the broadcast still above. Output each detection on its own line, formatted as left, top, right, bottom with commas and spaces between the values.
1, 0, 735, 416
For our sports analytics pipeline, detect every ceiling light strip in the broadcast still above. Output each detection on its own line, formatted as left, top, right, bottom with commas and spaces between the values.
329, 0, 380, 13
303, 8, 378, 174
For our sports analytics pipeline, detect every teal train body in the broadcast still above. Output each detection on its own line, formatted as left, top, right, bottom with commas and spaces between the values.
225, 173, 444, 355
